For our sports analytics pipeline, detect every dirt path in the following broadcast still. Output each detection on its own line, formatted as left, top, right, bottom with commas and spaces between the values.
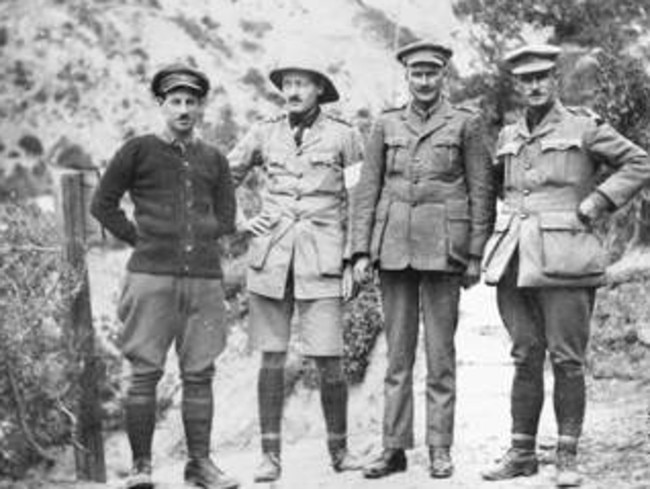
27, 282, 649, 489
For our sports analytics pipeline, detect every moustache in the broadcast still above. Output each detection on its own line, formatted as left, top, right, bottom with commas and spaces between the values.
288, 96, 303, 103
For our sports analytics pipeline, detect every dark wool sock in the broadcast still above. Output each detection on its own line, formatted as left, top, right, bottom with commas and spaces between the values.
258, 356, 285, 455
125, 395, 157, 461
315, 357, 348, 455
182, 378, 214, 460
125, 370, 161, 462
557, 435, 579, 455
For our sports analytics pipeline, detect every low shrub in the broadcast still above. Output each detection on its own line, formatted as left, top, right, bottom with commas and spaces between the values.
590, 280, 650, 380
0, 202, 119, 478
342, 282, 383, 385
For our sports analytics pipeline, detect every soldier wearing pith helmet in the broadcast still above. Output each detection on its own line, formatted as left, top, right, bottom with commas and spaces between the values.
351, 40, 495, 479
228, 50, 365, 482
481, 44, 650, 487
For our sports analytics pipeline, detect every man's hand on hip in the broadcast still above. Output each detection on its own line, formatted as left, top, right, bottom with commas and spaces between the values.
239, 213, 273, 236
577, 191, 613, 227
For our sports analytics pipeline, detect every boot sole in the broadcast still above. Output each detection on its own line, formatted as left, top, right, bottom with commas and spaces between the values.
125, 479, 153, 489
556, 477, 582, 488
430, 468, 454, 479
253, 474, 281, 483
482, 464, 539, 481
185, 477, 239, 489
363, 464, 407, 479
333, 465, 363, 473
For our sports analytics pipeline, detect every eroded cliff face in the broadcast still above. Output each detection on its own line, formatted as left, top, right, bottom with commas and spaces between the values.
0, 0, 464, 181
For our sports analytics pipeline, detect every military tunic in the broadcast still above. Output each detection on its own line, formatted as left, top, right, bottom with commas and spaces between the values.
483, 100, 650, 440
352, 99, 494, 268
351, 98, 495, 449
483, 101, 650, 286
229, 111, 363, 300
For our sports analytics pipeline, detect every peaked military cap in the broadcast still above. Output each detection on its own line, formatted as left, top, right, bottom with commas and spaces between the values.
269, 52, 339, 104
151, 63, 210, 98
396, 40, 453, 67
504, 44, 561, 75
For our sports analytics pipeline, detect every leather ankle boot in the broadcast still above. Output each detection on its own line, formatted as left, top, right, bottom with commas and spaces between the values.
429, 446, 454, 478
362, 448, 407, 479
482, 448, 538, 481
253, 452, 281, 483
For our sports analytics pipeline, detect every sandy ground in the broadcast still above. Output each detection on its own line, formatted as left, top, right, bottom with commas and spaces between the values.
10, 250, 650, 489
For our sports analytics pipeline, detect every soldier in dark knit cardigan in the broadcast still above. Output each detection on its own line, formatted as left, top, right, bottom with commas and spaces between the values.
91, 64, 239, 489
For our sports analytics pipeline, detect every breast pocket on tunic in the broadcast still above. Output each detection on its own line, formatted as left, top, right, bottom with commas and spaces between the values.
308, 152, 343, 192
539, 138, 589, 183
429, 139, 462, 175
265, 157, 294, 189
267, 159, 291, 175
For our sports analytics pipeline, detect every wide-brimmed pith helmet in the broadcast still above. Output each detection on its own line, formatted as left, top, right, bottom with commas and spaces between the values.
269, 52, 339, 104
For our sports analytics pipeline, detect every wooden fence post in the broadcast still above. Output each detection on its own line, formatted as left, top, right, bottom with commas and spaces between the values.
59, 170, 106, 482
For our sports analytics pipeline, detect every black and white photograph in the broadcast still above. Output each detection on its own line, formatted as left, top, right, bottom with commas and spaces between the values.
1, 1, 649, 488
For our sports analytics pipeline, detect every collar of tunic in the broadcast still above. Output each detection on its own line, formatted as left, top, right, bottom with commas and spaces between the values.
515, 100, 568, 140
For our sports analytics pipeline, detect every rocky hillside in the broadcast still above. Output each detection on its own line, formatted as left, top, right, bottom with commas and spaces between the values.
0, 0, 470, 183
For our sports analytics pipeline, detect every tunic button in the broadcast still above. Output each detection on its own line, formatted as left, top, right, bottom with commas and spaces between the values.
183, 161, 190, 168
185, 244, 193, 252
411, 201, 418, 207
523, 189, 531, 196
520, 212, 528, 219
